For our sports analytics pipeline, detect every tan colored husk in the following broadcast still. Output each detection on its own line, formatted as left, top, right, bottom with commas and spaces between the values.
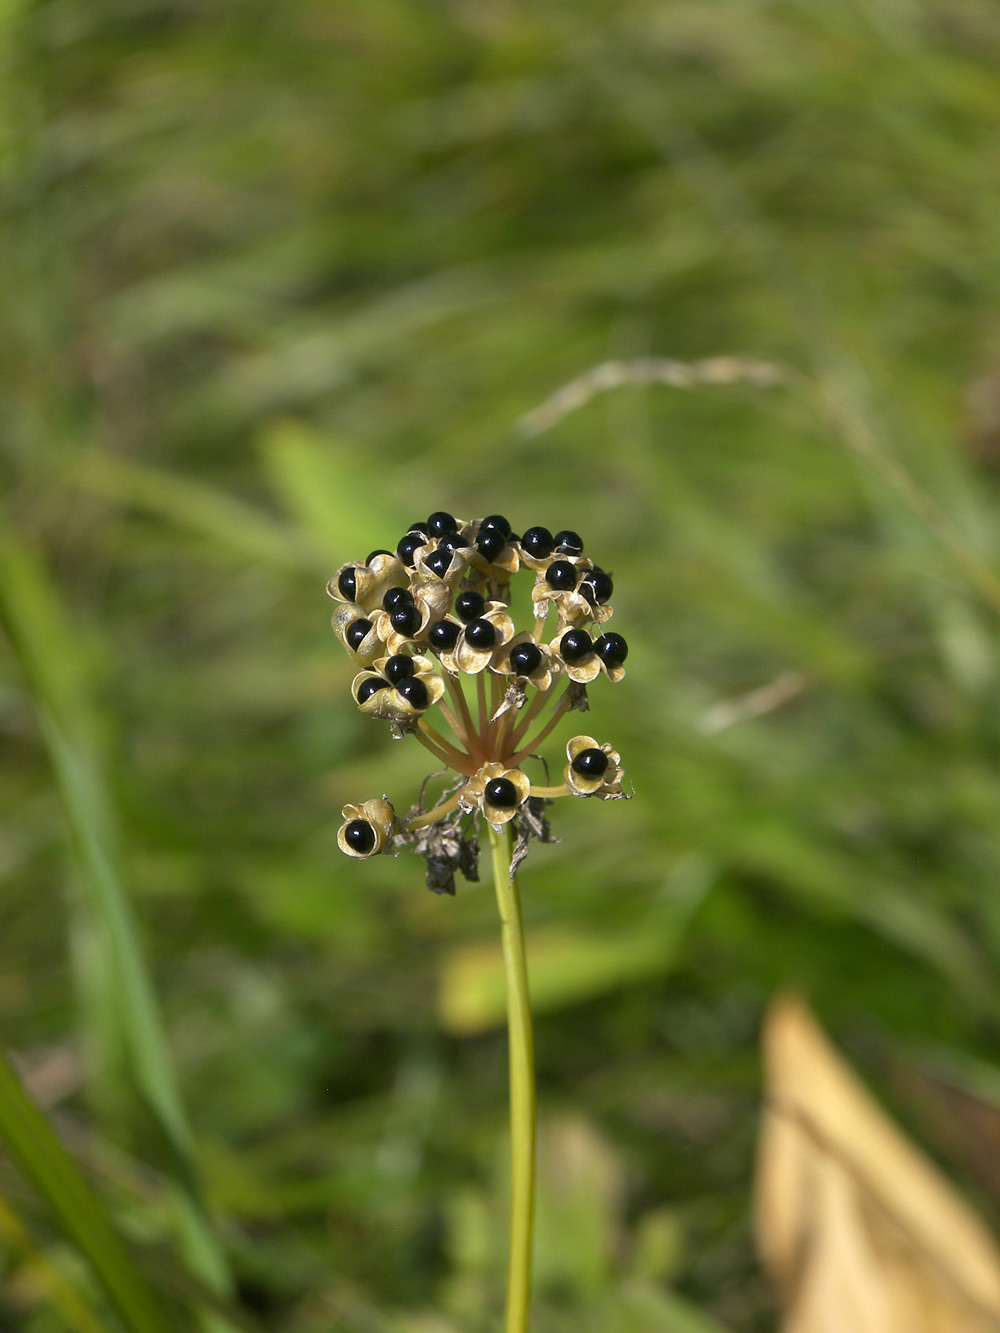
564, 735, 623, 797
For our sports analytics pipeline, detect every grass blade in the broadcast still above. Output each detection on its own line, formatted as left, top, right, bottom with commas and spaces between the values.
0, 1044, 173, 1333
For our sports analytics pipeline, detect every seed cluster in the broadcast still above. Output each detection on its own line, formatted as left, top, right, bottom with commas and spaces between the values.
329, 513, 629, 887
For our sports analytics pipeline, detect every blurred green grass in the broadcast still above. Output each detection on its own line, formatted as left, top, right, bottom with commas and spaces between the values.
5, 0, 1000, 1328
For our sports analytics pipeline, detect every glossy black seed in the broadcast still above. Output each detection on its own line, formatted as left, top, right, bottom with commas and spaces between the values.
560, 629, 593, 663
427, 511, 458, 537
510, 641, 542, 676
594, 632, 628, 669
397, 532, 425, 566
425, 548, 453, 579
546, 560, 577, 590
344, 819, 377, 854
346, 619, 373, 651
554, 529, 584, 556
476, 529, 506, 561
428, 619, 461, 650
521, 526, 553, 559
480, 514, 511, 538
383, 585, 413, 612
484, 777, 518, 808
407, 521, 430, 536
580, 569, 614, 605
337, 567, 357, 600
384, 655, 415, 684
571, 747, 609, 779
464, 618, 497, 650
366, 549, 393, 564
396, 676, 429, 710
455, 590, 486, 623
439, 533, 469, 554
356, 675, 388, 705
390, 603, 422, 637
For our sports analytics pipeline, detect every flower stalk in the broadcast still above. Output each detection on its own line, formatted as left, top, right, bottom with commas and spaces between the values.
488, 821, 536, 1333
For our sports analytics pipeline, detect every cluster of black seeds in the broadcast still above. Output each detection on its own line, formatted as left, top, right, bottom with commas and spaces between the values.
329, 512, 628, 719
330, 512, 630, 877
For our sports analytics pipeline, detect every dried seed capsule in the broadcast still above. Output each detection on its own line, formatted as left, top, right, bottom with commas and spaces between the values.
560, 629, 592, 664
546, 560, 577, 590
366, 549, 393, 564
356, 676, 389, 705
384, 655, 415, 684
343, 819, 377, 854
455, 590, 486, 623
510, 641, 542, 676
484, 777, 518, 808
347, 619, 374, 651
396, 676, 429, 710
429, 619, 461, 650
553, 529, 584, 556
521, 526, 554, 559
464, 618, 497, 650
594, 632, 628, 668
571, 747, 609, 778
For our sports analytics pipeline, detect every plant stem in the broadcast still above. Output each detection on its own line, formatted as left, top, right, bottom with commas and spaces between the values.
487, 821, 536, 1333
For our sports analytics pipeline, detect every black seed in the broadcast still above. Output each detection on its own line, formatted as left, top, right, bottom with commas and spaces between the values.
337, 567, 358, 600
425, 548, 453, 579
439, 533, 469, 554
546, 560, 577, 590
396, 676, 429, 710
429, 619, 461, 650
390, 603, 422, 637
383, 585, 413, 612
427, 511, 458, 537
508, 532, 521, 544
455, 590, 486, 623
407, 521, 430, 536
465, 618, 497, 650
594, 632, 628, 669
346, 619, 373, 651
510, 641, 542, 676
344, 819, 377, 854
484, 777, 518, 808
366, 549, 393, 564
571, 747, 609, 779
384, 655, 415, 684
520, 526, 553, 559
356, 675, 388, 705
560, 629, 593, 664
554, 529, 584, 556
580, 569, 614, 605
480, 514, 511, 538
476, 529, 506, 561
397, 531, 425, 566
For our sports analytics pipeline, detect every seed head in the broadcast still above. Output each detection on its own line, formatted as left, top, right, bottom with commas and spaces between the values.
329, 515, 631, 887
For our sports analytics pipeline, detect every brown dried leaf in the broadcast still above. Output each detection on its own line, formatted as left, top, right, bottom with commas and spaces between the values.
757, 995, 1000, 1333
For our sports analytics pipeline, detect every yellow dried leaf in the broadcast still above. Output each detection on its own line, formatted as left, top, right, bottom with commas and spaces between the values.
757, 996, 1000, 1333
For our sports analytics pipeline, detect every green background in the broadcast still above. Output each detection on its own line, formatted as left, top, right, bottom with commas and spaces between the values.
5, 1, 1000, 1328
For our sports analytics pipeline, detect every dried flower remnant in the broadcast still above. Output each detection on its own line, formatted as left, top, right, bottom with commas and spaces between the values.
328, 513, 630, 887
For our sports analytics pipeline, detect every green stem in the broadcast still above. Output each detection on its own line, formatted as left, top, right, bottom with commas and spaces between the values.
487, 821, 536, 1333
